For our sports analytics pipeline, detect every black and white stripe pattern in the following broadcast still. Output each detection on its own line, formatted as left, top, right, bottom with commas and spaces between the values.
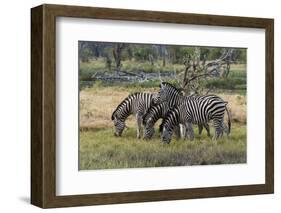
157, 82, 211, 137
157, 82, 183, 107
111, 92, 158, 138
160, 95, 231, 144
142, 102, 181, 140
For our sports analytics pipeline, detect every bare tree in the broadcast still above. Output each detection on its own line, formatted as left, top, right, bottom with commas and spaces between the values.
112, 43, 126, 76
105, 54, 112, 71
148, 54, 154, 66
161, 46, 169, 67
176, 48, 235, 95
79, 41, 91, 62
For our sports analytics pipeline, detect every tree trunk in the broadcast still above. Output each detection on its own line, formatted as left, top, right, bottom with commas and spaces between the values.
113, 44, 125, 76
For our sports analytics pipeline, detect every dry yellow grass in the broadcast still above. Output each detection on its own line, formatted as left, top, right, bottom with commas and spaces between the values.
80, 87, 246, 130
219, 94, 247, 124
80, 87, 158, 129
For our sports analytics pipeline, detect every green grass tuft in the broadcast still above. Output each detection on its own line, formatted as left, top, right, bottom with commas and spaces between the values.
79, 124, 246, 170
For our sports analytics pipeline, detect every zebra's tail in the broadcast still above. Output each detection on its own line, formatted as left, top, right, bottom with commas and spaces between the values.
225, 105, 231, 135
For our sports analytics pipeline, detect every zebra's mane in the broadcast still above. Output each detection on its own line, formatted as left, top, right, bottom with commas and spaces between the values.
111, 92, 153, 120
159, 105, 180, 133
142, 102, 163, 125
111, 92, 140, 120
160, 82, 183, 95
142, 106, 153, 125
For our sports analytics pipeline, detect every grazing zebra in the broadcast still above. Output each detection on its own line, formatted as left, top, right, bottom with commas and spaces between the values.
160, 96, 231, 144
111, 92, 159, 138
142, 102, 208, 139
142, 102, 181, 140
157, 82, 183, 107
156, 82, 211, 136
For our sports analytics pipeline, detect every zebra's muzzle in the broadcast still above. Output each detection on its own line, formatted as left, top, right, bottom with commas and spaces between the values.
114, 132, 120, 137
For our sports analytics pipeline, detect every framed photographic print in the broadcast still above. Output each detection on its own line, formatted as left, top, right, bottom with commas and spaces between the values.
31, 4, 274, 208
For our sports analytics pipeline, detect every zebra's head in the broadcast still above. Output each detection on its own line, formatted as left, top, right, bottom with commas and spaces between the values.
161, 125, 173, 144
111, 96, 131, 137
158, 82, 183, 104
112, 116, 126, 137
143, 118, 155, 140
152, 93, 160, 105
111, 111, 125, 137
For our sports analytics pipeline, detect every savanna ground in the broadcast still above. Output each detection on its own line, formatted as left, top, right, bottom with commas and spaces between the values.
79, 63, 247, 170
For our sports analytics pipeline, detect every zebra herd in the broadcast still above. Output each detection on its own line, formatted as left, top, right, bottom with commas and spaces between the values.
111, 82, 231, 144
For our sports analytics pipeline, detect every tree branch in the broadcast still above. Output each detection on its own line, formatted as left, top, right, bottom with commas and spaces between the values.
180, 48, 235, 94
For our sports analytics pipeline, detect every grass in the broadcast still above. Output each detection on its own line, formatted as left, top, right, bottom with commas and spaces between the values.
80, 86, 246, 129
80, 60, 246, 92
79, 123, 246, 170
79, 85, 247, 170
80, 86, 160, 129
79, 58, 107, 81
204, 64, 247, 94
121, 60, 185, 73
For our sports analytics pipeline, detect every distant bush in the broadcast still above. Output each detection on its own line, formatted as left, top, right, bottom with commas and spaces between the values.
205, 78, 246, 91
80, 48, 93, 62
80, 59, 107, 81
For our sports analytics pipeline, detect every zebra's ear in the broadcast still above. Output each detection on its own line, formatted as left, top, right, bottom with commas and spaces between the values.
179, 89, 184, 95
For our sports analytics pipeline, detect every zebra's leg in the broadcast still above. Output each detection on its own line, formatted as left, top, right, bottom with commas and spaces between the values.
136, 114, 142, 139
185, 125, 190, 139
213, 119, 218, 140
180, 124, 186, 139
213, 119, 223, 140
220, 123, 224, 138
174, 125, 181, 140
186, 122, 194, 141
204, 123, 211, 137
219, 121, 224, 138
198, 124, 203, 135
185, 128, 189, 139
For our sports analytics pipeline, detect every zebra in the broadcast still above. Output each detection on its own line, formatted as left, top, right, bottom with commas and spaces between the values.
142, 101, 208, 140
160, 96, 231, 144
142, 102, 181, 140
111, 92, 159, 138
156, 82, 211, 137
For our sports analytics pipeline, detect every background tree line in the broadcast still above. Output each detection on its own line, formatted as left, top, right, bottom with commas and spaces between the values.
79, 41, 247, 95
79, 42, 246, 67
